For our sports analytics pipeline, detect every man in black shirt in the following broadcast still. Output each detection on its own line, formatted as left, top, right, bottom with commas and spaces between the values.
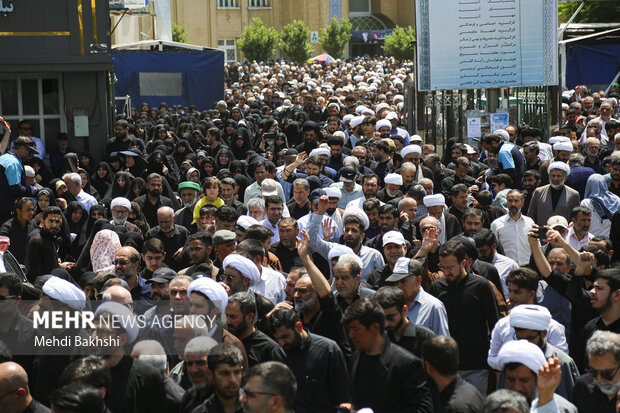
104, 119, 132, 158
144, 206, 190, 271
135, 173, 174, 228
0, 197, 35, 264
286, 178, 310, 220
372, 140, 393, 183
226, 292, 285, 367
447, 184, 468, 226
573, 331, 620, 413
429, 240, 500, 394
26, 206, 72, 282
270, 218, 303, 273
341, 298, 433, 413
422, 336, 485, 413
269, 308, 351, 413
577, 269, 620, 371
441, 157, 476, 206
0, 362, 50, 413
93, 301, 167, 413
192, 343, 245, 413
375, 286, 435, 358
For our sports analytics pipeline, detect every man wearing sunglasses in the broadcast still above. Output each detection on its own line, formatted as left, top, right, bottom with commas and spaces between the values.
239, 361, 296, 413
574, 331, 620, 412
16, 120, 44, 160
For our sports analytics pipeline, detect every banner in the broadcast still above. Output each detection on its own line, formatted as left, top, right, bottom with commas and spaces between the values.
416, 0, 558, 90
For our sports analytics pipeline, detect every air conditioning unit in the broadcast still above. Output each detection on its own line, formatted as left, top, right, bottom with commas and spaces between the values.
110, 0, 147, 10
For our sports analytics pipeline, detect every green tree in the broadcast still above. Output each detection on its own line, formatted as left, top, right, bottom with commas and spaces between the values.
238, 18, 279, 62
382, 26, 415, 61
558, 2, 620, 23
279, 20, 313, 63
319, 17, 352, 59
172, 23, 188, 43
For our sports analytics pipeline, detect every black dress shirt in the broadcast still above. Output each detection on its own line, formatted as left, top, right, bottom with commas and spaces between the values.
429, 273, 501, 370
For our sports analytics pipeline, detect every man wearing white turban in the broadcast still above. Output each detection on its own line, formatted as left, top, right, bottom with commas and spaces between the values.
223, 245, 279, 332
527, 161, 580, 226
497, 340, 577, 412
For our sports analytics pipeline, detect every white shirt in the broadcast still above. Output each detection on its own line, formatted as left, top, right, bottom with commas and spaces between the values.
250, 266, 286, 305
487, 313, 568, 370
581, 198, 611, 238
76, 190, 97, 213
564, 226, 594, 250
491, 213, 535, 266
492, 253, 520, 298
261, 218, 280, 245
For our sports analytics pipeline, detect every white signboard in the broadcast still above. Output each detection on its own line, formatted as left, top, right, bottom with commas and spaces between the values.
415, 0, 558, 90
490, 112, 509, 132
467, 117, 481, 139
310, 31, 319, 44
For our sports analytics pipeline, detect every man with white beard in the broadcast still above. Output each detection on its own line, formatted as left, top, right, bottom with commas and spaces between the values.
174, 182, 201, 232
110, 197, 142, 234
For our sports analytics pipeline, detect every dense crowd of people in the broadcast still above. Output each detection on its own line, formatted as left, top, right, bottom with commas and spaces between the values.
0, 56, 620, 412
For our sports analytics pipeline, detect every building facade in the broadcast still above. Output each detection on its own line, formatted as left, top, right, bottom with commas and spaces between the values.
0, 0, 112, 159
112, 0, 418, 62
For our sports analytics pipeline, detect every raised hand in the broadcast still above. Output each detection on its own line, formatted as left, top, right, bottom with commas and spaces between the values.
322, 218, 335, 240
297, 229, 310, 258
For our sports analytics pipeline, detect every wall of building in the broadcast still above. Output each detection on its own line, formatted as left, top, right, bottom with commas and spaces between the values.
61, 71, 110, 157
170, 0, 347, 59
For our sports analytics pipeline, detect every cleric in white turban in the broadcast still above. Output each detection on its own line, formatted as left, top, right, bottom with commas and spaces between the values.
188, 276, 229, 313
547, 161, 570, 177
111, 197, 132, 211
552, 141, 573, 153
237, 215, 260, 230
42, 276, 86, 310
342, 207, 370, 230
222, 253, 261, 286
376, 119, 392, 131
509, 304, 551, 332
423, 194, 445, 207
497, 340, 546, 374
401, 145, 422, 158
94, 300, 139, 343
327, 244, 355, 261
384, 173, 403, 186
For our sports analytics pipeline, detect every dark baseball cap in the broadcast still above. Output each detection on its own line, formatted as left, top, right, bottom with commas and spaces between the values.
14, 136, 39, 154
309, 188, 327, 203
147, 267, 177, 284
339, 166, 357, 183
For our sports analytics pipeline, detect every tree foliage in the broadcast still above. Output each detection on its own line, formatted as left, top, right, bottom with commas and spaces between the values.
558, 2, 620, 23
279, 20, 313, 63
238, 18, 279, 62
382, 26, 415, 61
172, 23, 188, 43
319, 17, 353, 59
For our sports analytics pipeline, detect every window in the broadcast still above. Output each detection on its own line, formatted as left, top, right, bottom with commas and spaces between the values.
0, 75, 65, 149
217, 0, 238, 8
350, 15, 386, 30
218, 39, 237, 64
248, 0, 270, 8
349, 0, 370, 14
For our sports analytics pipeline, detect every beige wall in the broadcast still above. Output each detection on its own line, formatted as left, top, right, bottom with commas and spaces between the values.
170, 0, 348, 58
111, 0, 417, 58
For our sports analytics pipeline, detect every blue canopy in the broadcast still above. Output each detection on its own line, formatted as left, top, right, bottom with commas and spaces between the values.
113, 49, 224, 111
